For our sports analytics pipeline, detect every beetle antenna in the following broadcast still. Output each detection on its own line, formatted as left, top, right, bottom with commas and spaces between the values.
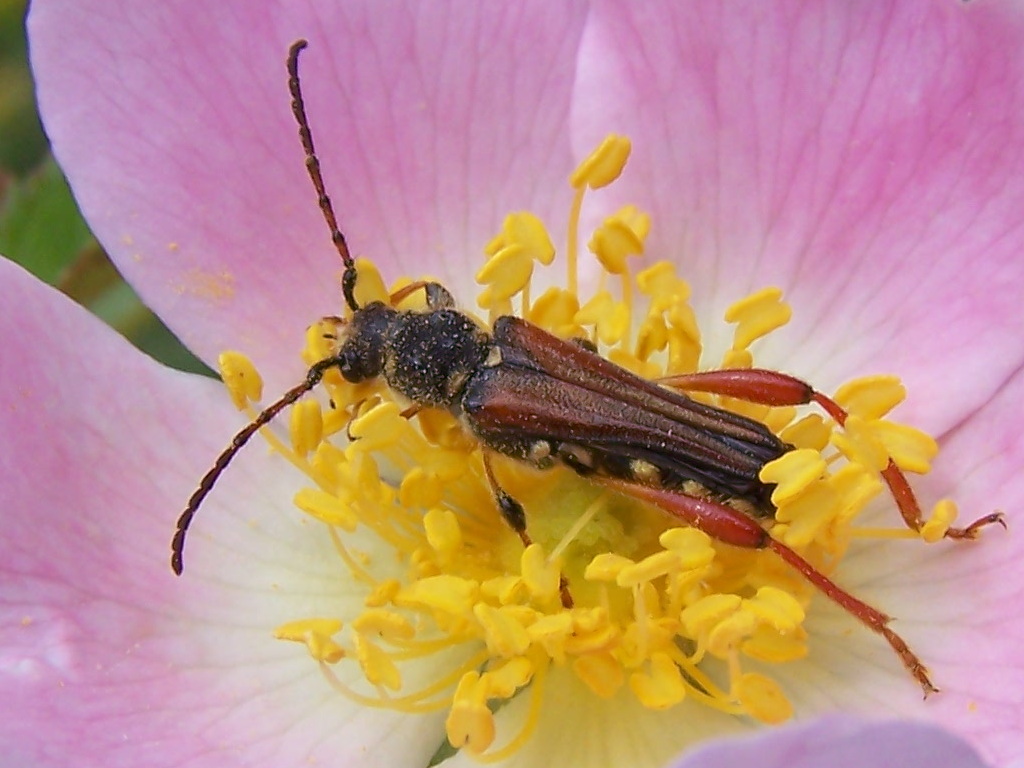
171, 356, 342, 575
287, 39, 359, 311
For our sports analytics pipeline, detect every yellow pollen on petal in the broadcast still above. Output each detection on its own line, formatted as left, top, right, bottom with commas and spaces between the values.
228, 133, 967, 759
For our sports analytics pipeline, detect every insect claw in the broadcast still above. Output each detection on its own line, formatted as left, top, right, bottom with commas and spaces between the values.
945, 510, 1007, 540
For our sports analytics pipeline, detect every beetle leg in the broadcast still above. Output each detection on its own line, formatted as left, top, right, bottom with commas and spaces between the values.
482, 452, 573, 608
600, 477, 937, 696
398, 403, 422, 420
657, 369, 1005, 540
389, 280, 455, 309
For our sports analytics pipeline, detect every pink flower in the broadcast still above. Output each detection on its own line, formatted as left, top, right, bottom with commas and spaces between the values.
3, 1, 1022, 766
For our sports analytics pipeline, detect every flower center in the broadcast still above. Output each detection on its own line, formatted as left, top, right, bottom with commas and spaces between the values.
220, 135, 959, 761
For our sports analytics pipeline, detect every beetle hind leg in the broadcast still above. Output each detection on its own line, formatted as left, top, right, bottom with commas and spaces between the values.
657, 368, 1005, 540
600, 476, 937, 695
482, 452, 573, 608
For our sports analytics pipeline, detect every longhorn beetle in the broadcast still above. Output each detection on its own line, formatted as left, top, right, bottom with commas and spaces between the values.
172, 39, 1004, 697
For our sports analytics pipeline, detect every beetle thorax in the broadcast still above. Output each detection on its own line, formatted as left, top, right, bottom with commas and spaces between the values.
383, 309, 493, 409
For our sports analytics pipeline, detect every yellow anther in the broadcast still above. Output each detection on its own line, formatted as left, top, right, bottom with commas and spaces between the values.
742, 626, 808, 663
637, 262, 691, 301
746, 587, 805, 633
834, 375, 906, 420
481, 575, 524, 605
351, 609, 416, 640
485, 211, 556, 266
873, 420, 938, 474
724, 287, 791, 351
303, 318, 343, 365
364, 579, 401, 608
353, 632, 402, 690
572, 652, 625, 698
521, 544, 561, 603
424, 507, 463, 560
347, 400, 405, 450
447, 672, 495, 755
563, 623, 620, 655
735, 672, 793, 724
395, 574, 478, 616
584, 552, 635, 581
528, 612, 575, 663
476, 244, 535, 305
828, 464, 883, 524
352, 256, 390, 307
629, 653, 687, 709
759, 449, 827, 506
773, 479, 840, 548
635, 315, 669, 360
273, 618, 345, 663
921, 498, 959, 542
576, 296, 629, 346
588, 207, 649, 275
721, 347, 753, 369
659, 528, 714, 564
831, 415, 890, 473
483, 657, 534, 698
218, 351, 263, 409
570, 134, 632, 190
400, 467, 444, 510
293, 487, 358, 530
614, 204, 651, 244
289, 399, 323, 456
527, 287, 582, 336
707, 611, 757, 657
473, 603, 533, 658
666, 302, 702, 373
780, 413, 831, 451
680, 594, 742, 636
616, 550, 682, 588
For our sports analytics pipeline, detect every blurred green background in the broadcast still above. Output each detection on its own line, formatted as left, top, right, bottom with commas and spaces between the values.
0, 0, 210, 375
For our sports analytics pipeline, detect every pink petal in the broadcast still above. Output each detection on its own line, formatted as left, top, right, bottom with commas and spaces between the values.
29, 0, 589, 391
670, 716, 991, 768
0, 258, 448, 766
574, 0, 1024, 432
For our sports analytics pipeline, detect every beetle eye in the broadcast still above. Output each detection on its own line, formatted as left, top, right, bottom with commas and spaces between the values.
339, 351, 363, 382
